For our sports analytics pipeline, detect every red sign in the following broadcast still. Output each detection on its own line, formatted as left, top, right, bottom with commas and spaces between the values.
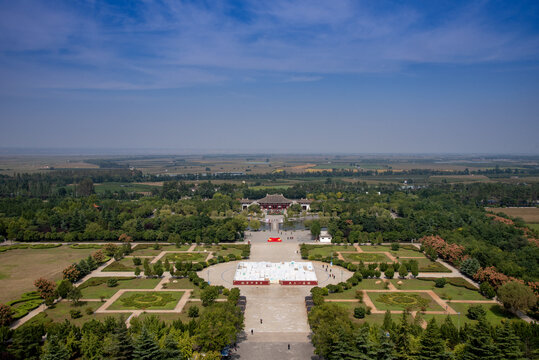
268, 237, 282, 242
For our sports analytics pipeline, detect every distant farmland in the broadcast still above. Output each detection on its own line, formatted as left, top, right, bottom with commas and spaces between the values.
485, 207, 539, 223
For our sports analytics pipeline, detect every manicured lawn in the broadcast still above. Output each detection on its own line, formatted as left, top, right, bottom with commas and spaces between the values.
307, 245, 355, 258
102, 258, 140, 272
342, 252, 392, 263
447, 302, 518, 324
164, 252, 208, 263
195, 244, 246, 258
390, 279, 437, 290
164, 278, 201, 297
0, 246, 96, 303
422, 313, 475, 327
326, 279, 389, 299
360, 245, 423, 258
108, 291, 184, 310
416, 258, 451, 273
369, 292, 444, 311
79, 277, 161, 299
329, 301, 386, 325
132, 244, 182, 256
432, 284, 486, 301
43, 301, 126, 326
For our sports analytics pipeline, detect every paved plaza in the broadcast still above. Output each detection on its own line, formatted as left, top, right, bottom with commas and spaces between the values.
199, 223, 352, 359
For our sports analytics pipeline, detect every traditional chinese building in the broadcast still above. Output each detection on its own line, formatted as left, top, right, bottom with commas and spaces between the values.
240, 194, 311, 213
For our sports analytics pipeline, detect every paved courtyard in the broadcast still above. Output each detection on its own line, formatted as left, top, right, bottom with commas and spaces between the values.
199, 225, 352, 359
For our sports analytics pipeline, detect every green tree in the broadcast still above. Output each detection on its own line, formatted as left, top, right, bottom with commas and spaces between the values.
57, 280, 74, 298
200, 286, 219, 307
249, 219, 261, 231
41, 335, 70, 360
382, 310, 393, 331
354, 326, 377, 359
418, 319, 450, 360
479, 282, 495, 299
460, 258, 480, 278
463, 318, 498, 360
439, 315, 459, 348
102, 320, 133, 360
133, 327, 162, 360
160, 330, 181, 360
393, 312, 412, 360
153, 261, 164, 277
67, 287, 82, 305
377, 330, 395, 360
385, 267, 395, 279
497, 281, 537, 313
310, 221, 321, 239
194, 303, 243, 352
143, 259, 153, 277
398, 264, 408, 278
495, 321, 524, 359
81, 331, 103, 360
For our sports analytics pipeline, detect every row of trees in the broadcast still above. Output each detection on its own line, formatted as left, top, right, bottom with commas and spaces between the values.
309, 303, 538, 359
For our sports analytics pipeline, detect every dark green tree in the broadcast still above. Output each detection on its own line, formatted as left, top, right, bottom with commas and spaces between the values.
133, 327, 162, 360
354, 326, 376, 360
418, 319, 450, 360
102, 320, 133, 360
439, 315, 459, 348
495, 321, 524, 360
41, 335, 70, 360
377, 331, 395, 360
463, 318, 498, 360
393, 312, 412, 360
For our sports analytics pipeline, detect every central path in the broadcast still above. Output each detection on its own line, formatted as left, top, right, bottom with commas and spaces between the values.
201, 225, 352, 359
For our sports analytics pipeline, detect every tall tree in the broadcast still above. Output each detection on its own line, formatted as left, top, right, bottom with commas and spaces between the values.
41, 335, 70, 360
418, 319, 450, 360
495, 321, 524, 360
133, 327, 162, 360
463, 318, 498, 360
393, 312, 412, 360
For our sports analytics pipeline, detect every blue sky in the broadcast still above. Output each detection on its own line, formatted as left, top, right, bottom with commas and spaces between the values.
0, 0, 538, 153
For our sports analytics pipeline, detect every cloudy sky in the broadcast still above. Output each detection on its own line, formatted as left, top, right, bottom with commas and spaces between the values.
0, 0, 538, 153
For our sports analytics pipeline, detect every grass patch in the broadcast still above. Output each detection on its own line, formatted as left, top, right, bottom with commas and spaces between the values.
164, 253, 208, 263
419, 277, 478, 290
415, 258, 451, 273
342, 252, 392, 263
69, 244, 103, 249
165, 278, 201, 297
447, 302, 518, 324
433, 284, 486, 301
132, 244, 182, 256
79, 277, 161, 299
44, 301, 126, 326
370, 292, 444, 311
329, 301, 387, 325
135, 312, 185, 324
304, 245, 355, 258
326, 279, 388, 299
527, 223, 539, 231
390, 279, 437, 290
0, 246, 97, 303
108, 291, 183, 310
194, 244, 247, 258
102, 258, 139, 272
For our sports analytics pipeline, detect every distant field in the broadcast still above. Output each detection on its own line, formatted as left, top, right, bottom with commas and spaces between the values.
485, 207, 539, 223
429, 175, 491, 183
0, 246, 96, 303
67, 182, 159, 194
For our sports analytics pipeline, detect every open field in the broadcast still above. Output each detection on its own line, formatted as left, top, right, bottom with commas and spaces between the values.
415, 258, 452, 272
485, 207, 539, 223
164, 252, 208, 263
194, 244, 246, 258
325, 280, 388, 299
359, 245, 424, 258
447, 302, 518, 324
330, 301, 387, 325
305, 245, 355, 258
0, 246, 96, 303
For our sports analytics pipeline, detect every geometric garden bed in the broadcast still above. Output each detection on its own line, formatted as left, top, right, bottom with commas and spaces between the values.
107, 291, 184, 311
368, 291, 445, 312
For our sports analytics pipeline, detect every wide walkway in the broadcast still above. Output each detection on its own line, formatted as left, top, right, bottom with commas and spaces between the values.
203, 229, 351, 359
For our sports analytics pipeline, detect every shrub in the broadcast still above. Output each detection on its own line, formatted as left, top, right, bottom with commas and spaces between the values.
480, 282, 496, 299
132, 257, 142, 266
355, 290, 363, 303
467, 305, 486, 320
188, 305, 200, 318
435, 278, 447, 288
70, 310, 82, 319
391, 243, 400, 251
354, 307, 366, 319
379, 263, 388, 272
460, 258, 481, 278
85, 307, 94, 315
106, 279, 118, 288
384, 268, 394, 279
